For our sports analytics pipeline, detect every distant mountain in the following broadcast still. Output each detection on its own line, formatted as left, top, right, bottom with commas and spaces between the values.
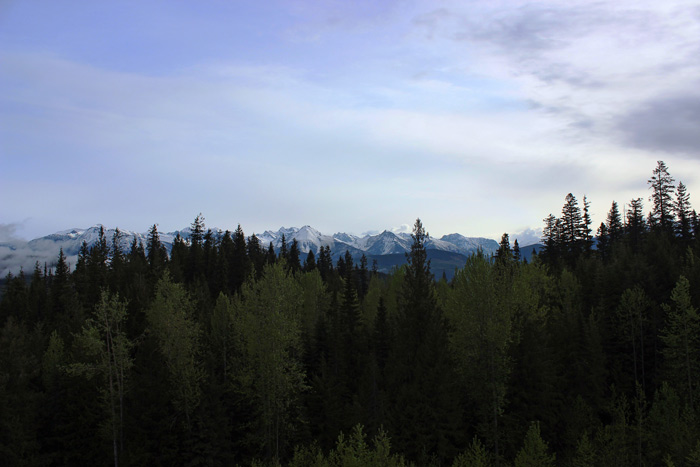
516, 243, 543, 262
1, 224, 503, 277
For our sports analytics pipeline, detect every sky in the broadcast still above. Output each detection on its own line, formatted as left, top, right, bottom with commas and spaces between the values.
1, 0, 700, 245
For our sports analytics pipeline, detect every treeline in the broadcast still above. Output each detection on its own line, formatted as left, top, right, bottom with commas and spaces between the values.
1, 161, 700, 466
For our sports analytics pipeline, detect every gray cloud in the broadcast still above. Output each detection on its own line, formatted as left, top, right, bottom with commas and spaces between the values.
0, 223, 22, 243
0, 223, 68, 277
617, 94, 700, 157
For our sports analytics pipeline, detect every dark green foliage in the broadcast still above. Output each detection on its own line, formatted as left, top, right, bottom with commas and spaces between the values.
2, 160, 700, 466
386, 218, 457, 463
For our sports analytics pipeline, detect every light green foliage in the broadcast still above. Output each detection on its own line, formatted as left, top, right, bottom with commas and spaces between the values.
42, 330, 66, 388
616, 287, 649, 385
660, 276, 700, 409
571, 432, 596, 467
686, 441, 700, 466
68, 291, 133, 466
446, 253, 513, 455
360, 274, 382, 330
514, 422, 555, 467
146, 272, 204, 427
210, 293, 235, 380
647, 382, 697, 465
298, 269, 327, 335
328, 424, 405, 467
236, 262, 307, 461
289, 424, 405, 467
595, 389, 632, 466
452, 436, 491, 467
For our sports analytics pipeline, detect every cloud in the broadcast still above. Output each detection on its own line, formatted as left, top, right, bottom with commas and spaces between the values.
511, 227, 542, 247
0, 223, 22, 243
0, 227, 70, 277
617, 94, 700, 157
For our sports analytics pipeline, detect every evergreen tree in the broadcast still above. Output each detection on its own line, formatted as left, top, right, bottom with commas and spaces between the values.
231, 225, 249, 292
660, 276, 700, 410
513, 239, 521, 262
648, 161, 676, 231
146, 224, 167, 285
110, 228, 125, 286
676, 182, 693, 243
279, 234, 289, 261
386, 219, 456, 462
607, 201, 624, 242
541, 214, 560, 266
582, 196, 593, 252
561, 193, 584, 260
246, 233, 265, 278
626, 198, 646, 249
187, 213, 206, 283
266, 242, 277, 266
288, 239, 302, 274
495, 233, 512, 264
597, 222, 610, 259
513, 422, 555, 467
304, 250, 317, 272
447, 252, 513, 461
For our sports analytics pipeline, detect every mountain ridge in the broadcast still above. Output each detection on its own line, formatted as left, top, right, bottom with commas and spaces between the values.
1, 224, 541, 277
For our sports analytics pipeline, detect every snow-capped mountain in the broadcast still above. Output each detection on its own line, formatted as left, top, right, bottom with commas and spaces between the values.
0, 224, 502, 277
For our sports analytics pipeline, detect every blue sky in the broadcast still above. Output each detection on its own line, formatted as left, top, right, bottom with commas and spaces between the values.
2, 0, 699, 244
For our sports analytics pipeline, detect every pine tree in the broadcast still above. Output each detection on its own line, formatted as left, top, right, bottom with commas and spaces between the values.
648, 161, 676, 232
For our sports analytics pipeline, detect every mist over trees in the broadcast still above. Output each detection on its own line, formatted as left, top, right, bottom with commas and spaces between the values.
1, 161, 700, 466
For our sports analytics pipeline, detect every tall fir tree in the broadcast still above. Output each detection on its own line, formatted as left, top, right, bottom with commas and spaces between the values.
676, 182, 693, 243
648, 161, 676, 232
386, 219, 456, 462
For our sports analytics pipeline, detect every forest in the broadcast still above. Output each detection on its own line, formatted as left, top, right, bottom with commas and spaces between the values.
1, 160, 700, 466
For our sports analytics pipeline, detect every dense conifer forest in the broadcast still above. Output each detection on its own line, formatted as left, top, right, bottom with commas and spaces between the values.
2, 161, 700, 466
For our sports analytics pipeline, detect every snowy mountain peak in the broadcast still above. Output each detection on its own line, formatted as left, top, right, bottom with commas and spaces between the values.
3, 223, 504, 278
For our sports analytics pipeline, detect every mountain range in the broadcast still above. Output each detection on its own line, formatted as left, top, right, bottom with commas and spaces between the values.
0, 225, 541, 279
